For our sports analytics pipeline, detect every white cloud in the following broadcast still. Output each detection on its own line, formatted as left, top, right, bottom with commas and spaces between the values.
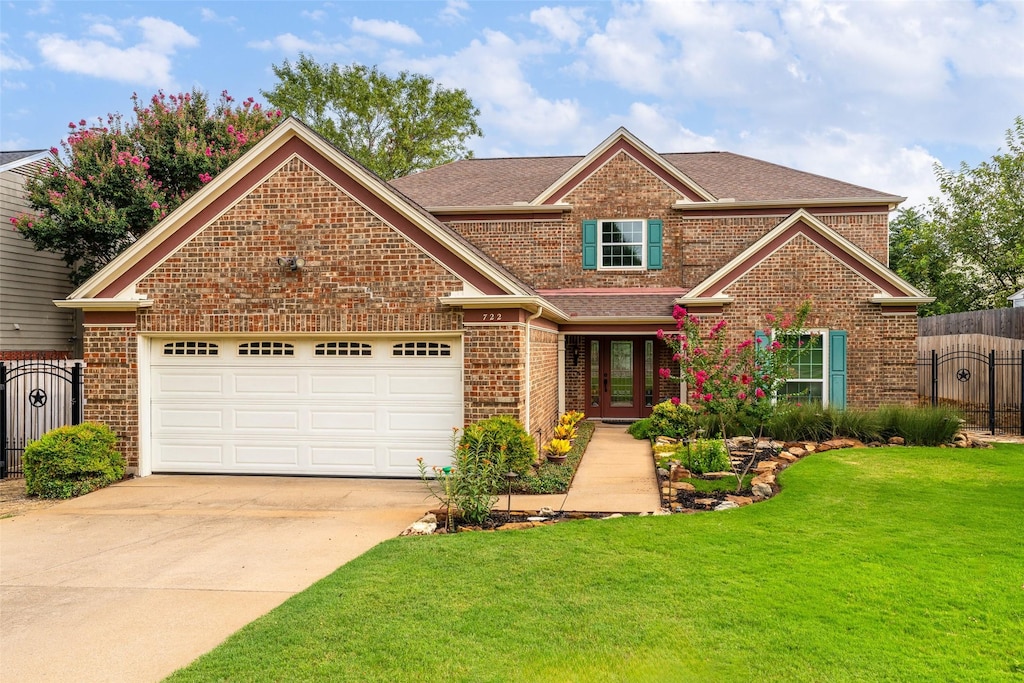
530, 6, 590, 45
301, 9, 327, 22
200, 8, 238, 25
37, 17, 198, 89
87, 23, 122, 42
248, 33, 348, 55
2, 79, 29, 91
439, 0, 469, 26
350, 18, 422, 45
609, 103, 717, 152
1, 135, 31, 151
734, 127, 942, 209
401, 29, 582, 150
27, 0, 54, 16
1, 50, 32, 71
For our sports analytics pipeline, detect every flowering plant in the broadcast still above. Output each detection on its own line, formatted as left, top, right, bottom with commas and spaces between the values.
545, 438, 572, 457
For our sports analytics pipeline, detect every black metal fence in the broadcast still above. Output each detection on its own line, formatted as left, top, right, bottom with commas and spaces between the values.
917, 348, 1024, 435
1, 356, 84, 478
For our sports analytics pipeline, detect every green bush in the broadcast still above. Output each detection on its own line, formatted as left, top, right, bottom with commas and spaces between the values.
459, 415, 537, 477
24, 423, 125, 499
678, 438, 730, 475
645, 400, 697, 440
419, 431, 502, 526
875, 404, 961, 446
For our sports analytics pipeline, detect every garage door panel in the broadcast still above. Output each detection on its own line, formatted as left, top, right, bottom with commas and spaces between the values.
234, 374, 299, 396
155, 443, 225, 465
310, 446, 376, 469
310, 374, 376, 396
233, 408, 300, 431
387, 444, 449, 472
153, 408, 223, 430
387, 406, 462, 433
387, 372, 461, 398
235, 445, 299, 465
310, 409, 376, 432
157, 374, 223, 395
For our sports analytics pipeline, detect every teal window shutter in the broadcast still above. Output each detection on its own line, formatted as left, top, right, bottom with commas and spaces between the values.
647, 219, 663, 270
582, 220, 598, 270
754, 331, 770, 349
829, 330, 847, 409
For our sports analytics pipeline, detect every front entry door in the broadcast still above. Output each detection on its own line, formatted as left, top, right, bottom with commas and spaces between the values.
586, 337, 655, 419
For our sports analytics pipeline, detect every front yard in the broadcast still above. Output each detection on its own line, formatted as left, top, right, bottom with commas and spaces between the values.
167, 443, 1024, 682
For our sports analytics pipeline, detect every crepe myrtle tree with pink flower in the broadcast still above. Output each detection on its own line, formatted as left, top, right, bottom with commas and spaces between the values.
12, 89, 284, 285
658, 301, 812, 489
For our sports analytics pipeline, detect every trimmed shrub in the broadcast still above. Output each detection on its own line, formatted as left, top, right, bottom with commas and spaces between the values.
24, 423, 125, 499
647, 400, 697, 440
627, 417, 655, 440
459, 415, 537, 477
678, 438, 730, 475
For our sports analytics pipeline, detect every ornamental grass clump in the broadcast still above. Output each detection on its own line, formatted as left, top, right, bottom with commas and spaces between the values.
24, 422, 125, 499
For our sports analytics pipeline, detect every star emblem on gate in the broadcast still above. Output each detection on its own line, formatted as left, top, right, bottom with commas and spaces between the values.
955, 368, 971, 383
28, 388, 48, 407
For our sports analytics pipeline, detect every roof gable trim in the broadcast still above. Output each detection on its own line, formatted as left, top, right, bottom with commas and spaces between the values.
533, 128, 716, 205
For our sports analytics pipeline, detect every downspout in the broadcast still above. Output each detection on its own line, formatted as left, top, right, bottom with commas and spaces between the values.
523, 306, 544, 440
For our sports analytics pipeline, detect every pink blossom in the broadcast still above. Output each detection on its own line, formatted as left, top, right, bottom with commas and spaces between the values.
205, 147, 213, 157
670, 397, 681, 406
672, 305, 687, 319
659, 367, 672, 379
755, 387, 766, 399
150, 201, 160, 209
49, 146, 58, 155
198, 173, 213, 183
737, 391, 747, 400
765, 313, 776, 323
672, 353, 681, 362
275, 109, 282, 117
770, 341, 782, 351
656, 329, 664, 339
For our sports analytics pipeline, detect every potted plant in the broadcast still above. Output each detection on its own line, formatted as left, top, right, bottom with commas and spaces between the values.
553, 422, 577, 441
545, 438, 572, 464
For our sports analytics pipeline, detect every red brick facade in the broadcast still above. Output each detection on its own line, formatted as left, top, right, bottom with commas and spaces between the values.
73, 123, 921, 475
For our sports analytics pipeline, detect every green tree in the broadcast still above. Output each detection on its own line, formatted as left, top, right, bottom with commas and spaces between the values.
262, 56, 482, 180
12, 90, 283, 285
890, 116, 1024, 313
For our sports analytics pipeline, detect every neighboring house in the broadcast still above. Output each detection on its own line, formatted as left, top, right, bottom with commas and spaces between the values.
1010, 288, 1024, 308
56, 119, 931, 477
0, 150, 81, 359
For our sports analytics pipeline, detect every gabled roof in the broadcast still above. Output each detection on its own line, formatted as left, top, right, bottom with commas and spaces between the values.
0, 150, 48, 173
390, 134, 903, 210
1009, 287, 1024, 302
678, 209, 932, 307
64, 118, 535, 305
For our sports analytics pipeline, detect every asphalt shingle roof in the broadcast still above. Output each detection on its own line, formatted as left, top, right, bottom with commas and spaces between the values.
389, 150, 897, 207
539, 289, 686, 319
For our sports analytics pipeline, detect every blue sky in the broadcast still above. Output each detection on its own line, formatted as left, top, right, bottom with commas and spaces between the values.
2, 0, 1022, 208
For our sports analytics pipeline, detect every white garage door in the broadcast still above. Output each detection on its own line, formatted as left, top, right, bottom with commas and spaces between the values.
148, 337, 462, 476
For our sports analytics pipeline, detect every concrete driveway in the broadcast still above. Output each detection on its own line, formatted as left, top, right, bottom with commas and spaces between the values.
0, 475, 429, 683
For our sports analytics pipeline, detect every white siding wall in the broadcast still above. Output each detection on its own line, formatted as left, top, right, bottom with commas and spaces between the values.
0, 162, 80, 354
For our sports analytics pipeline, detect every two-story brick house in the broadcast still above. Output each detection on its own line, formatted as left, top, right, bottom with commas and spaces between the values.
58, 119, 930, 477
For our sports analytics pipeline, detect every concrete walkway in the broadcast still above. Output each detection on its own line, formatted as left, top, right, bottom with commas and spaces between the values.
496, 422, 660, 514
0, 475, 428, 683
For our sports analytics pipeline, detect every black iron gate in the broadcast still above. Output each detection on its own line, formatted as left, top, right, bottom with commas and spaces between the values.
918, 348, 1024, 435
1, 357, 84, 478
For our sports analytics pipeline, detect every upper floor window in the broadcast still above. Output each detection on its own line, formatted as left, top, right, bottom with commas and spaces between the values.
582, 218, 662, 271
600, 220, 645, 269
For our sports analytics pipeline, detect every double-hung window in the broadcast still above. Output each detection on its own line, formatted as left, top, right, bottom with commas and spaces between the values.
778, 332, 826, 404
582, 218, 663, 270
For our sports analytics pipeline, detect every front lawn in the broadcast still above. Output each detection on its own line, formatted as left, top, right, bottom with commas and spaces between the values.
168, 444, 1024, 682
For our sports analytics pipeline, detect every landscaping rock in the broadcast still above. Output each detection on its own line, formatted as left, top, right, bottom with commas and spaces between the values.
602, 513, 624, 520
657, 467, 670, 478
777, 452, 799, 463
567, 511, 590, 519
500, 522, 539, 531
714, 501, 739, 511
787, 447, 806, 458
754, 460, 778, 473
694, 498, 718, 509
887, 436, 906, 446
725, 495, 753, 506
751, 482, 774, 498
703, 471, 733, 479
803, 443, 817, 452
671, 482, 696, 493
752, 473, 776, 487
400, 514, 438, 536
539, 506, 556, 517
655, 436, 679, 445
821, 438, 866, 450
670, 467, 693, 481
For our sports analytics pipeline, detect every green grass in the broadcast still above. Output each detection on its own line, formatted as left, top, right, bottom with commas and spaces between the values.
167, 444, 1024, 682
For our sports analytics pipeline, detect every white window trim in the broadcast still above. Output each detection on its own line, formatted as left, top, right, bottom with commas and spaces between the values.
776, 328, 829, 407
597, 218, 646, 271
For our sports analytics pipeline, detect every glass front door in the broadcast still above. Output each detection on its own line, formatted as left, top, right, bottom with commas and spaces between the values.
587, 337, 656, 419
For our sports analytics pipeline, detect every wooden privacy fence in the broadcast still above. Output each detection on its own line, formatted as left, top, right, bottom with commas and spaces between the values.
918, 307, 1024, 339
917, 335, 1024, 435
1, 356, 84, 478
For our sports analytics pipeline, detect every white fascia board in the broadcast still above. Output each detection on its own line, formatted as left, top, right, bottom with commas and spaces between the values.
871, 295, 936, 306
672, 196, 907, 211
0, 150, 49, 173
55, 298, 153, 311
440, 295, 570, 321
532, 127, 716, 205
674, 296, 735, 306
